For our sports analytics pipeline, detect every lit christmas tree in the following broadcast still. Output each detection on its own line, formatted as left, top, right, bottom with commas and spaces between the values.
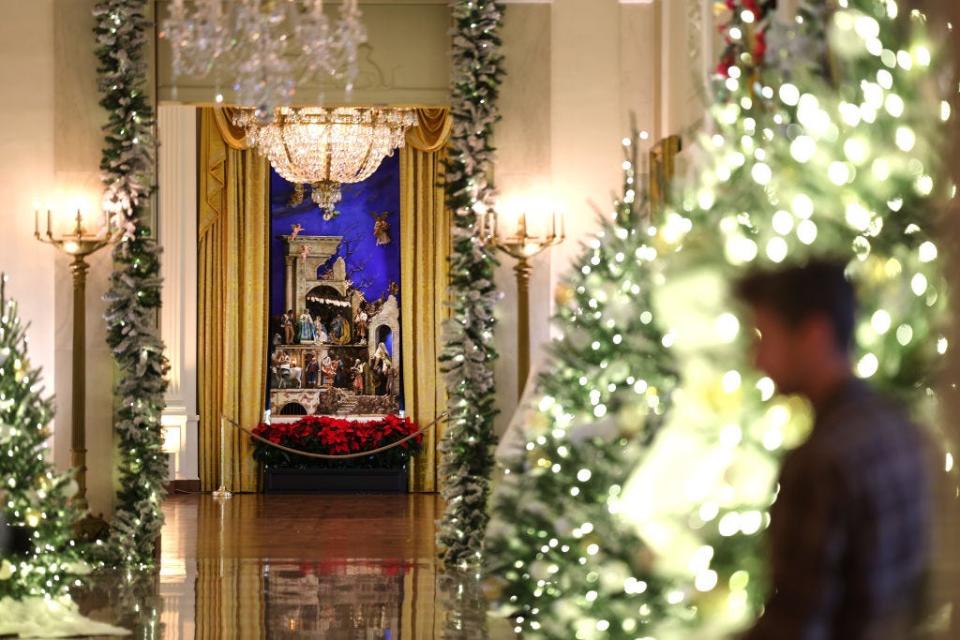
0, 275, 85, 601
485, 128, 683, 637
487, 1, 955, 637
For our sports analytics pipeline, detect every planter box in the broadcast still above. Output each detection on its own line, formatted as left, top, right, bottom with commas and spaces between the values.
263, 466, 408, 494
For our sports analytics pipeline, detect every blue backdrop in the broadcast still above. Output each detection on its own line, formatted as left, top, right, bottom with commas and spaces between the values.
269, 153, 402, 318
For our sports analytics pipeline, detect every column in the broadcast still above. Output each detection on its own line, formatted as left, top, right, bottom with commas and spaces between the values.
158, 105, 199, 483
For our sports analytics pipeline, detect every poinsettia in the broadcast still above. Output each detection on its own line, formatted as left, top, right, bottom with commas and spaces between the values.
252, 414, 423, 470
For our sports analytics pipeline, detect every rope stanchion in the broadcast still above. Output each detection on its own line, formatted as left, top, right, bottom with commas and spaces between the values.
221, 412, 448, 460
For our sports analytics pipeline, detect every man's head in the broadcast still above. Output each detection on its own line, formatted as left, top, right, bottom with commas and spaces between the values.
734, 260, 856, 396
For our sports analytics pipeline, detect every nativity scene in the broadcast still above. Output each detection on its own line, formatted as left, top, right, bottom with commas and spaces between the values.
268, 233, 401, 417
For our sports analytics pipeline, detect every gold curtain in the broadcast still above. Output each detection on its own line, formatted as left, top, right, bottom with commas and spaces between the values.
401, 108, 452, 493
198, 107, 270, 492
195, 499, 265, 639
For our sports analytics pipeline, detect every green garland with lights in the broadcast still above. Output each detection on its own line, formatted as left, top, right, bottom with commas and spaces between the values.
94, 0, 169, 570
436, 0, 506, 570
0, 276, 85, 600
486, 0, 955, 637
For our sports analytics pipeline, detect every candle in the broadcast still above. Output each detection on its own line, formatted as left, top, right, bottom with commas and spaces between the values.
518, 211, 527, 239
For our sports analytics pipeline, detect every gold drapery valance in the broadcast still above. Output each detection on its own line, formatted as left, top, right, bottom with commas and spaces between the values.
406, 108, 452, 152
212, 107, 250, 150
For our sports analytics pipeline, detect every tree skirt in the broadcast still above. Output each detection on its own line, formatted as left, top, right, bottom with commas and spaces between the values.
0, 596, 128, 638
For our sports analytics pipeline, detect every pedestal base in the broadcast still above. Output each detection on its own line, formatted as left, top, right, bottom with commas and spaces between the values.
263, 467, 408, 494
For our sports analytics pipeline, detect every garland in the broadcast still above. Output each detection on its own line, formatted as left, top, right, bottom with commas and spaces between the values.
94, 0, 169, 569
437, 0, 506, 569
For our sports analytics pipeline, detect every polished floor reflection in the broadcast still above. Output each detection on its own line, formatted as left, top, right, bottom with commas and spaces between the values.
77, 494, 512, 639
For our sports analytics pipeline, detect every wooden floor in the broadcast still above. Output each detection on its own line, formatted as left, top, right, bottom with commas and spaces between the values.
80, 494, 512, 639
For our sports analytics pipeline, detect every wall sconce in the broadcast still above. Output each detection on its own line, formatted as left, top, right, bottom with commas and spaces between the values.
480, 197, 565, 398
34, 197, 115, 517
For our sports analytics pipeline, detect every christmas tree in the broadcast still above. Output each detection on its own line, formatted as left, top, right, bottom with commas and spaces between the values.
487, 1, 954, 637
0, 275, 85, 600
485, 128, 684, 637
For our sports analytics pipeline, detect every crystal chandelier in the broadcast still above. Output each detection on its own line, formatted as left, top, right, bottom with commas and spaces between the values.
234, 107, 418, 212
160, 0, 367, 116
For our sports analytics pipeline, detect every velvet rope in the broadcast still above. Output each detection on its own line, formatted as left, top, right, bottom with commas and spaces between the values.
222, 412, 448, 460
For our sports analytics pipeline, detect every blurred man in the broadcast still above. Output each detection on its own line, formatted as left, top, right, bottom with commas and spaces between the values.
735, 260, 931, 640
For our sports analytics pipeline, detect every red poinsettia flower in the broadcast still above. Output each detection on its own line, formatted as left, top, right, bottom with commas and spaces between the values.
252, 413, 421, 468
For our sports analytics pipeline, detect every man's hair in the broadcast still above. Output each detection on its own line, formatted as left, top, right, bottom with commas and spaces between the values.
733, 259, 856, 349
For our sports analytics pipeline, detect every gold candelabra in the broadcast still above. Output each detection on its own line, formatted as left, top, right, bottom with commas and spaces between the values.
481, 204, 564, 399
34, 205, 113, 517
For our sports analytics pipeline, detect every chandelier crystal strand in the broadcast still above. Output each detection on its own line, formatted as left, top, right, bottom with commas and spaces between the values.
235, 107, 417, 213
161, 0, 367, 114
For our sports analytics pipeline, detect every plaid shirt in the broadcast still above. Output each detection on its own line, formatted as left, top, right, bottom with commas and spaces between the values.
746, 379, 931, 640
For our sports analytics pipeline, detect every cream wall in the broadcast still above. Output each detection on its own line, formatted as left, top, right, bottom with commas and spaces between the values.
52, 0, 115, 518
0, 0, 119, 518
493, 0, 680, 434
0, 1, 57, 435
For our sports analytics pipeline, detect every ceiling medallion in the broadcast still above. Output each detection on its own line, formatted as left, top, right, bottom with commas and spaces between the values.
234, 107, 418, 214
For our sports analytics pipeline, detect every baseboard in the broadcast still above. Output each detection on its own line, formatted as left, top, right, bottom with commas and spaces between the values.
165, 479, 202, 494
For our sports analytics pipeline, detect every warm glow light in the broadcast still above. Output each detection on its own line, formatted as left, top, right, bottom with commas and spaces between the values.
496, 193, 564, 242
161, 414, 186, 454
41, 190, 107, 238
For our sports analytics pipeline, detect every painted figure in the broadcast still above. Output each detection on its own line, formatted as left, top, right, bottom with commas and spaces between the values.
304, 353, 319, 388
283, 310, 296, 344
314, 318, 328, 345
290, 223, 303, 239
321, 354, 336, 387
298, 310, 316, 343
373, 212, 392, 246
352, 359, 365, 395
355, 308, 368, 343
330, 313, 352, 345
334, 357, 352, 389
371, 342, 392, 395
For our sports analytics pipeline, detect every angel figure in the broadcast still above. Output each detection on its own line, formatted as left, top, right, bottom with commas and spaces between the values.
372, 212, 392, 246
290, 223, 304, 239
299, 244, 310, 261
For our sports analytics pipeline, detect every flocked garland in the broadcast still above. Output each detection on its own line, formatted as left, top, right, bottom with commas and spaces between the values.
94, 0, 169, 570
437, 0, 506, 569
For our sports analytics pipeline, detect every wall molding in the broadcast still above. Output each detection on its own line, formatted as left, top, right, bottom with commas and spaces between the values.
158, 105, 199, 482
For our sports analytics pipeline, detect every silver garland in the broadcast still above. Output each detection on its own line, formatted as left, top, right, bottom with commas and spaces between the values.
436, 0, 506, 569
